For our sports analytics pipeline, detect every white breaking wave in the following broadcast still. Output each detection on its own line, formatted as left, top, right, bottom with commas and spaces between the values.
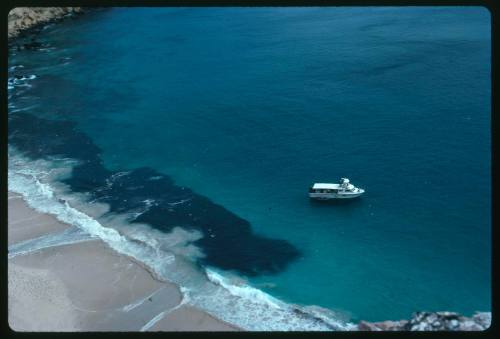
7, 149, 354, 331
8, 150, 176, 276
9, 65, 24, 71
197, 269, 353, 331
206, 269, 282, 309
8, 74, 38, 91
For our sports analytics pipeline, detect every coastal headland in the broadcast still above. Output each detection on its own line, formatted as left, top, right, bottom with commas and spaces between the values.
8, 7, 84, 39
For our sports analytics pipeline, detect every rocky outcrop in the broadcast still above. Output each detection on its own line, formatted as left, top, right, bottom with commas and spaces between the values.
8, 7, 84, 39
356, 311, 491, 331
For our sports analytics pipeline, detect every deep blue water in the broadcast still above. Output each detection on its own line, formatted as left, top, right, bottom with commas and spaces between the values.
8, 7, 491, 324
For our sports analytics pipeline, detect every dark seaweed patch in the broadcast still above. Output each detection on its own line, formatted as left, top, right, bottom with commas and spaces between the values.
9, 112, 301, 276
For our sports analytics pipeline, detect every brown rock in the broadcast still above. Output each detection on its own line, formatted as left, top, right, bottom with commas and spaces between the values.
357, 311, 491, 331
8, 7, 84, 39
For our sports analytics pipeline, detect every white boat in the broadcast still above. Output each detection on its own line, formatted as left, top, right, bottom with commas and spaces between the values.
309, 178, 365, 200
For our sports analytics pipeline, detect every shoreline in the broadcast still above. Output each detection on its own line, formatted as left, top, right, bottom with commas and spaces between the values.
8, 192, 491, 331
8, 191, 240, 331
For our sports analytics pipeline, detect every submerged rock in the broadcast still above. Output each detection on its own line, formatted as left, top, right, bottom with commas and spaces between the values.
356, 311, 491, 331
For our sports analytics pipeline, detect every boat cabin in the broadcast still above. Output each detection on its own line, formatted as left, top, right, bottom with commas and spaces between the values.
309, 183, 340, 194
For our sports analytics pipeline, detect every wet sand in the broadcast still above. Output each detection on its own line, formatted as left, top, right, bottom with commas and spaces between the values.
8, 192, 239, 331
8, 193, 69, 246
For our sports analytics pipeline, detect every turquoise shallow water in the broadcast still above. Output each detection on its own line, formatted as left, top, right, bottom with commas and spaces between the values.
8, 7, 490, 324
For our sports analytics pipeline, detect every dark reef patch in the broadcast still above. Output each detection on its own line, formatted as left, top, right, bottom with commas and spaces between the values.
8, 112, 301, 276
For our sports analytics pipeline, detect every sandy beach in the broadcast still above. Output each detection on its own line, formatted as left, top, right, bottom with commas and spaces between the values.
8, 192, 239, 331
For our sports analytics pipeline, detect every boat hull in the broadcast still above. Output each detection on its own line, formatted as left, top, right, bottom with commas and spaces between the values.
309, 192, 363, 200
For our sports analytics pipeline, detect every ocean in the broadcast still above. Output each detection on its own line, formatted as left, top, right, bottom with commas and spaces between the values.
8, 7, 491, 330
